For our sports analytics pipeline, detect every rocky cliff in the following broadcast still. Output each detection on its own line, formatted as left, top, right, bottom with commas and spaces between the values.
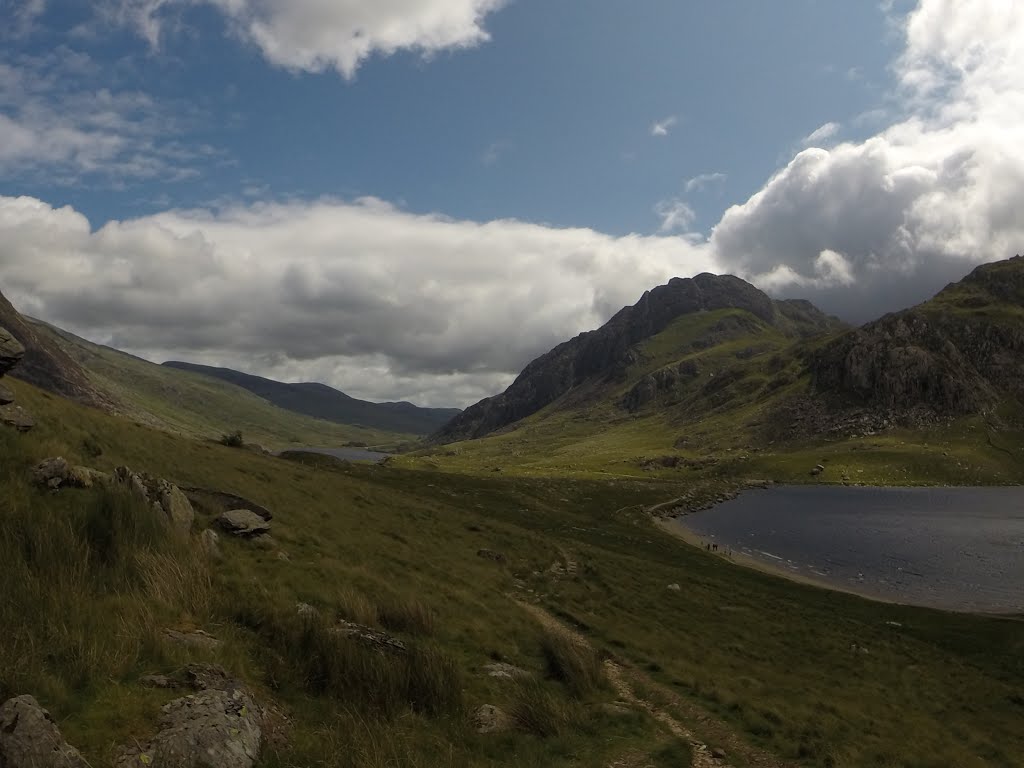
0, 289, 113, 410
433, 272, 844, 443
811, 256, 1024, 418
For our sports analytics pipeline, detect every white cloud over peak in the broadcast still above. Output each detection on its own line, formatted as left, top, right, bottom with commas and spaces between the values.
0, 195, 717, 406
650, 116, 677, 137
684, 172, 727, 193
114, 0, 507, 78
712, 0, 1024, 321
654, 198, 696, 234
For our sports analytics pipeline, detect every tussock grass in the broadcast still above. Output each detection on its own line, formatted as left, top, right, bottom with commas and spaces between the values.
540, 628, 605, 698
378, 594, 436, 637
0, 473, 211, 705
508, 679, 571, 737
231, 598, 461, 719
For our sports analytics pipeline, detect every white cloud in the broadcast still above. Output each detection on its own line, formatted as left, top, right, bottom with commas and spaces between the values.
712, 0, 1024, 321
801, 121, 841, 147
684, 172, 727, 193
112, 0, 507, 78
654, 198, 696, 234
0, 46, 210, 183
650, 116, 677, 137
0, 195, 717, 406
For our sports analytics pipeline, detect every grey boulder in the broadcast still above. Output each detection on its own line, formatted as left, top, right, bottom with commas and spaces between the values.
0, 327, 25, 376
0, 695, 87, 768
217, 510, 271, 538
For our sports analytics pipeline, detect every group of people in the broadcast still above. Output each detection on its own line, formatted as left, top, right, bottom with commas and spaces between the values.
702, 541, 733, 557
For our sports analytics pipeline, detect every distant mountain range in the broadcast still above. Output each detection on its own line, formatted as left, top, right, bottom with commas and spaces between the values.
163, 361, 460, 436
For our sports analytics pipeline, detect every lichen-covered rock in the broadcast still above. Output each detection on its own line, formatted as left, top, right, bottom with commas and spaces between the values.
32, 457, 70, 487
332, 621, 407, 655
217, 510, 271, 538
199, 529, 221, 559
483, 662, 530, 680
0, 403, 34, 432
0, 695, 87, 768
0, 326, 25, 376
115, 687, 262, 768
163, 628, 221, 651
0, 381, 14, 405
472, 704, 510, 734
158, 482, 195, 535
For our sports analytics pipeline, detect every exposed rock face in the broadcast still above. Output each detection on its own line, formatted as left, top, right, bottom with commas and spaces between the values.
812, 256, 1024, 420
112, 467, 195, 535
0, 327, 25, 375
0, 695, 88, 768
433, 273, 842, 443
163, 629, 221, 651
483, 662, 530, 680
0, 382, 14, 405
0, 292, 113, 410
332, 621, 408, 655
199, 529, 221, 559
0, 404, 34, 432
217, 510, 271, 537
116, 666, 262, 768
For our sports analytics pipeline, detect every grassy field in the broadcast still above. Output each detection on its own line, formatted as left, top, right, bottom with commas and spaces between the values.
31, 320, 411, 450
2, 376, 1022, 767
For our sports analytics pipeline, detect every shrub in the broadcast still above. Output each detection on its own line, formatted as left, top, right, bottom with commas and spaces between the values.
220, 430, 244, 447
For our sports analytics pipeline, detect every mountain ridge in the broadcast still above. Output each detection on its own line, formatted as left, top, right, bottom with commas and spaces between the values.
163, 361, 460, 436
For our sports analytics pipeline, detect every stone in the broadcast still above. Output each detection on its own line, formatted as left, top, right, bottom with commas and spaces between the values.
163, 628, 221, 651
251, 534, 278, 550
140, 674, 181, 689
711, 747, 727, 760
483, 662, 530, 680
0, 695, 88, 768
1, 403, 34, 432
32, 457, 69, 487
0, 326, 25, 376
199, 529, 221, 559
115, 687, 262, 768
0, 381, 14, 405
296, 602, 318, 619
667, 583, 681, 591
332, 621, 407, 655
476, 548, 507, 564
158, 482, 195, 536
66, 466, 105, 489
217, 509, 271, 538
472, 704, 510, 734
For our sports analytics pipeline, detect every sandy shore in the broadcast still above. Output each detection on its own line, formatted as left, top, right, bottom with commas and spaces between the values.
654, 516, 899, 605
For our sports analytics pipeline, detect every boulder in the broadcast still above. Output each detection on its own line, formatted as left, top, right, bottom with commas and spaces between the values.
0, 695, 88, 768
0, 403, 34, 432
0, 326, 25, 376
115, 687, 262, 768
158, 482, 195, 535
483, 662, 530, 680
199, 529, 221, 559
32, 457, 70, 487
667, 583, 682, 592
472, 704, 510, 734
217, 510, 271, 538
0, 381, 14, 405
66, 466, 106, 488
476, 548, 507, 564
332, 621, 407, 655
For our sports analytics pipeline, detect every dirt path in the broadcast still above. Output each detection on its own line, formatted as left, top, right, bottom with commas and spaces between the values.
517, 601, 796, 768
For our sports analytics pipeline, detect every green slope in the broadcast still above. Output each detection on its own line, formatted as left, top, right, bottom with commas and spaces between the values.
29, 320, 410, 450
2, 375, 1022, 768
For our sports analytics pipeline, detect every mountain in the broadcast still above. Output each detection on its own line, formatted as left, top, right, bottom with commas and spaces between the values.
163, 361, 461, 435
0, 289, 114, 411
811, 255, 1024, 418
29, 320, 413, 449
433, 272, 845, 443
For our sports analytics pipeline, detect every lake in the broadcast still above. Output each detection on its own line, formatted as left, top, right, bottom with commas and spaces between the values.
672, 485, 1024, 613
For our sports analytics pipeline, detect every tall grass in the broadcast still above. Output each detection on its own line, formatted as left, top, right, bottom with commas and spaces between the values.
230, 598, 462, 719
539, 628, 605, 698
0, 470, 211, 705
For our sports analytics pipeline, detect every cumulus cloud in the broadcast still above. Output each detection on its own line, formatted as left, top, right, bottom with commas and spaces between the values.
650, 116, 677, 137
0, 195, 717, 406
713, 0, 1024, 321
801, 121, 841, 147
654, 198, 696, 234
112, 0, 506, 78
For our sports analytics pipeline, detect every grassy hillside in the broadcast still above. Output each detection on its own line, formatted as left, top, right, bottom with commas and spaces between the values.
30, 320, 410, 451
2, 376, 1023, 767
164, 360, 460, 435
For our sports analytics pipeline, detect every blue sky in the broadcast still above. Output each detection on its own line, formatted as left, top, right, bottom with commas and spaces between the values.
5, 0, 899, 235
1, 0, 1022, 406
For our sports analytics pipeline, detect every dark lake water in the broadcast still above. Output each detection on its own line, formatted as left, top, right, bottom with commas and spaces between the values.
674, 486, 1024, 613
282, 447, 390, 463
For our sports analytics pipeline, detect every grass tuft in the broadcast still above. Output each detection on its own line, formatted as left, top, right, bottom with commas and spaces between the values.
539, 628, 605, 698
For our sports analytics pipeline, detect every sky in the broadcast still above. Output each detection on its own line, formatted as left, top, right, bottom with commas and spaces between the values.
0, 0, 1022, 408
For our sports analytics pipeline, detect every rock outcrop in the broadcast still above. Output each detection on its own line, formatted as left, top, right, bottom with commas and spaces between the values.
433, 273, 843, 443
116, 665, 262, 768
0, 695, 88, 768
0, 325, 34, 433
0, 291, 113, 410
113, 466, 196, 535
217, 509, 271, 537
